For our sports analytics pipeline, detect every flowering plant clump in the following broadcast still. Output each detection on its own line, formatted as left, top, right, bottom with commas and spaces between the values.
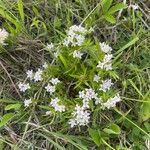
18, 25, 121, 128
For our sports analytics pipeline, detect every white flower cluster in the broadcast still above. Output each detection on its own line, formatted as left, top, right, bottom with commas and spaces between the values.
68, 105, 90, 127
97, 42, 113, 71
17, 25, 122, 128
0, 28, 9, 45
103, 94, 121, 109
50, 97, 65, 112
63, 25, 88, 47
100, 79, 113, 92
26, 68, 43, 82
45, 78, 60, 95
18, 82, 30, 92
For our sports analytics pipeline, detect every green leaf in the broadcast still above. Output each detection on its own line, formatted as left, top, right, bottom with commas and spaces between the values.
140, 97, 150, 122
101, 0, 113, 13
104, 14, 116, 24
5, 103, 22, 110
108, 3, 127, 14
103, 123, 121, 135
88, 128, 101, 146
17, 0, 24, 22
0, 113, 15, 128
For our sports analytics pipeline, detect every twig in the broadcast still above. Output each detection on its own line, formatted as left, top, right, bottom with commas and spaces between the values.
0, 61, 22, 99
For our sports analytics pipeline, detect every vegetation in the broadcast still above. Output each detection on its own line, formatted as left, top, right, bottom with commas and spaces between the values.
0, 0, 149, 149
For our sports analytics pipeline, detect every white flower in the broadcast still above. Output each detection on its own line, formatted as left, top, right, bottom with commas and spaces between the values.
50, 78, 60, 85
50, 97, 59, 106
24, 98, 32, 107
45, 84, 55, 95
104, 63, 112, 71
43, 62, 48, 69
103, 94, 121, 109
93, 75, 100, 82
95, 97, 102, 105
74, 34, 85, 46
97, 54, 113, 71
26, 70, 33, 80
54, 105, 65, 112
79, 88, 97, 109
63, 25, 87, 47
0, 28, 9, 45
34, 69, 43, 82
68, 119, 77, 128
73, 50, 83, 59
103, 54, 113, 63
50, 97, 65, 112
18, 82, 30, 92
97, 61, 105, 69
46, 43, 54, 50
99, 42, 112, 53
45, 111, 51, 115
69, 105, 90, 127
100, 79, 113, 92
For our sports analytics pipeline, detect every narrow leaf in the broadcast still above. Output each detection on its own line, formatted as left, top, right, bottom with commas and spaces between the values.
17, 0, 24, 22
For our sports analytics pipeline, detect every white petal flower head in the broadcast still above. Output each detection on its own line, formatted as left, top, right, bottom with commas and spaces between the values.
73, 50, 83, 59
43, 62, 48, 69
100, 79, 113, 92
18, 82, 30, 92
54, 105, 65, 112
45, 84, 56, 95
0, 28, 9, 45
26, 70, 33, 80
93, 75, 100, 82
75, 34, 85, 46
71, 105, 90, 126
97, 61, 105, 69
50, 78, 60, 85
50, 97, 59, 107
99, 42, 112, 53
50, 97, 65, 112
103, 94, 121, 109
95, 97, 102, 105
103, 54, 113, 63
24, 98, 32, 107
68, 119, 77, 128
46, 43, 54, 50
34, 69, 43, 82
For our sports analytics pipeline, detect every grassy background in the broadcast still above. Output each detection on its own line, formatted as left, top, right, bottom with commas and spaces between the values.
0, 0, 150, 149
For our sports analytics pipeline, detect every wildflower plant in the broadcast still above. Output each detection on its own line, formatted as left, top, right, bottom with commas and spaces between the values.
18, 25, 121, 128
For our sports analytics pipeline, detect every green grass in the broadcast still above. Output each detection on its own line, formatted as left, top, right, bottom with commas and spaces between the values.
0, 0, 150, 149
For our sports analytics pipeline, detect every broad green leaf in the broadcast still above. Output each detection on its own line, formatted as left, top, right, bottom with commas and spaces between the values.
0, 113, 15, 128
17, 0, 24, 22
5, 103, 22, 110
101, 0, 113, 13
104, 14, 116, 24
88, 128, 101, 146
108, 3, 127, 14
103, 123, 121, 135
140, 97, 150, 122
